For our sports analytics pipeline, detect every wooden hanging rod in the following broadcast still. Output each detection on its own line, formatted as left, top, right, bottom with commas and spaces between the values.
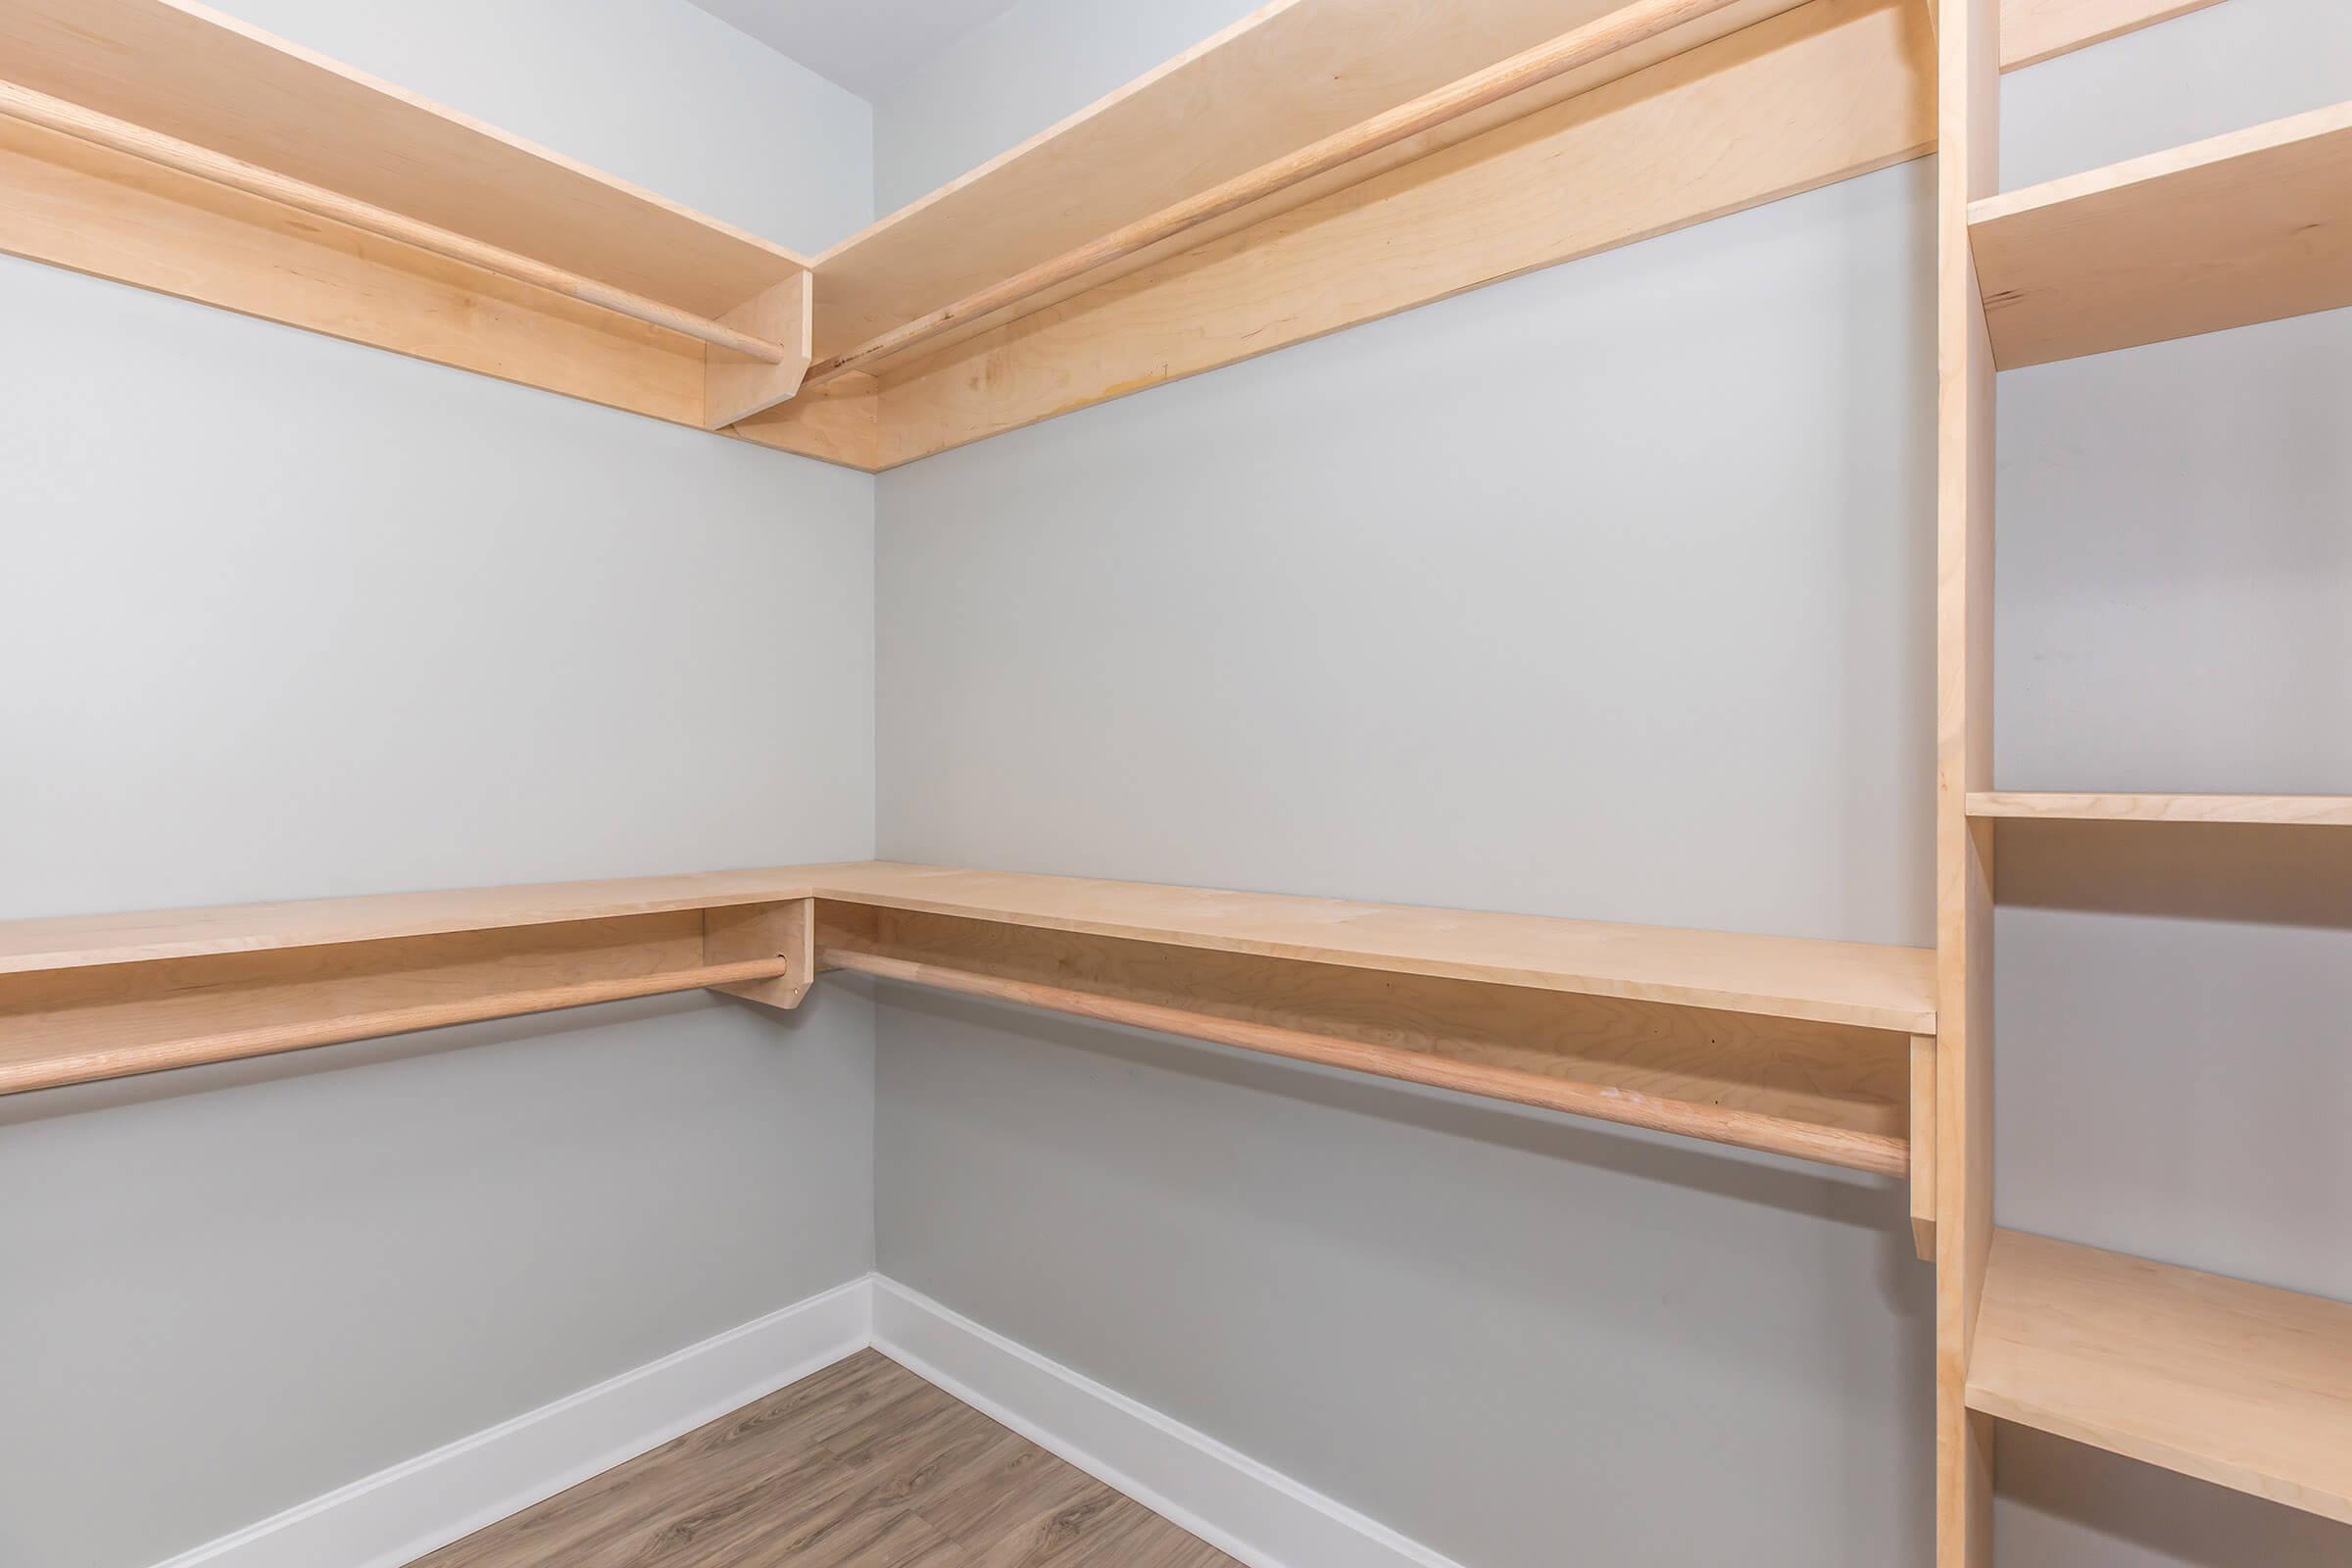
0, 955, 797, 1097
0, 77, 800, 365
801, 0, 1762, 388
819, 945, 1911, 1176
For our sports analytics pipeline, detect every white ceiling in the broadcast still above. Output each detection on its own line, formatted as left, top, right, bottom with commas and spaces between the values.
687, 0, 1025, 101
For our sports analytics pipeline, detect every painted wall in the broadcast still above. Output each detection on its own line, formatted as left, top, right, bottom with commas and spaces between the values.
870, 0, 1258, 215
873, 1, 2352, 1563
1991, 0, 2352, 1560
874, 151, 1941, 1565
0, 4, 876, 1566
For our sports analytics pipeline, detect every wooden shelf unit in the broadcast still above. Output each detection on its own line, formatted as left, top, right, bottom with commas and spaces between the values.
1970, 100, 2352, 369
0, 0, 814, 431
1968, 1230, 2352, 1524
1968, 792, 2352, 825
0, 0, 1939, 471
0, 862, 1935, 1181
798, 0, 1807, 386
1937, 2, 2352, 1559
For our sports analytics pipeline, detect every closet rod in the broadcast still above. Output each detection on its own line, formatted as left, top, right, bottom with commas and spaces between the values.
802, 0, 1760, 386
821, 946, 1911, 1176
0, 79, 799, 365
1, 956, 795, 1096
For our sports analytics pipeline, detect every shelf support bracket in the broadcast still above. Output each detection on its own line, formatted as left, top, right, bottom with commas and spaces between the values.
703, 897, 816, 1011
705, 270, 814, 430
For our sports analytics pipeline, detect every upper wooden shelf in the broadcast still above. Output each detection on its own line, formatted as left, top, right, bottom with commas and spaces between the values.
1968, 1229, 2352, 1523
800, 0, 1806, 383
1968, 792, 2352, 826
0, 862, 1933, 1177
1971, 100, 2352, 368
0, 0, 815, 427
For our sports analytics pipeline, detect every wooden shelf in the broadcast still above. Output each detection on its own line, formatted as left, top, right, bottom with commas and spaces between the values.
1997, 0, 2229, 73
0, 0, 814, 429
1968, 1230, 2352, 1523
0, 862, 1934, 1176
1970, 100, 2352, 368
801, 0, 1801, 384
1968, 792, 2352, 826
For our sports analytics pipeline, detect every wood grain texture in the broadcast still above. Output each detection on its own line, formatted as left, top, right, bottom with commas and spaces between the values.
803, 0, 1791, 385
1934, 0, 2000, 1562
408, 1349, 1235, 1568
823, 907, 1913, 1174
868, 0, 1936, 467
0, 79, 802, 364
1998, 0, 2228, 71
804, 864, 1938, 1033
0, 867, 866, 976
0, 862, 1936, 1032
733, 371, 883, 469
706, 899, 818, 1012
0, 0, 808, 317
1967, 1231, 2352, 1524
0, 912, 791, 1095
1910, 1033, 1937, 1260
1969, 792, 2352, 825
0, 862, 1934, 1102
704, 270, 814, 428
0, 113, 710, 427
1971, 101, 2352, 368
809, 0, 1662, 361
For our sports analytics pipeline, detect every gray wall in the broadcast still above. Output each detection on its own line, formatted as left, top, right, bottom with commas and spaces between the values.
871, 0, 1257, 216
0, 4, 876, 1566
875, 156, 1940, 1566
1991, 0, 2352, 1560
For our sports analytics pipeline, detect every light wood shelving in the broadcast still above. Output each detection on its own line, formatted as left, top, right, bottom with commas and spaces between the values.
1997, 0, 2228, 72
0, 862, 1935, 1178
1971, 100, 2352, 368
1940, 1, 2352, 1558
0, 0, 815, 430
1968, 792, 2352, 825
798, 0, 1803, 386
1968, 1230, 2352, 1524
0, 0, 1938, 470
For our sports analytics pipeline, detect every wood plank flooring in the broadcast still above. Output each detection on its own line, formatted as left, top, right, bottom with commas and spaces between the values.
408, 1349, 1239, 1567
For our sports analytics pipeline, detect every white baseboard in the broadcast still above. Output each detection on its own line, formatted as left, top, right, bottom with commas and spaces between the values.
152, 1274, 873, 1568
151, 1271, 1453, 1568
870, 1277, 1464, 1568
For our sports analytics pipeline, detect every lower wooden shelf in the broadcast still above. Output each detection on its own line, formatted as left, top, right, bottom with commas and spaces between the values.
1966, 1229, 2352, 1524
0, 862, 1934, 1180
1968, 792, 2352, 826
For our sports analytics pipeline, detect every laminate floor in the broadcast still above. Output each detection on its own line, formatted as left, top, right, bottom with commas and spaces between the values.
408, 1349, 1240, 1567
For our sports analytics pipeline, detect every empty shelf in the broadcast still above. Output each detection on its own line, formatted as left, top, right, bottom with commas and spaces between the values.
805, 864, 1937, 1034
0, 863, 1933, 1178
1967, 1230, 2352, 1523
1968, 793, 2352, 826
1970, 100, 2352, 368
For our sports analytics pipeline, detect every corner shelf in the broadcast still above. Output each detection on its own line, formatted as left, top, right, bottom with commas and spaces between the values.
0, 862, 1935, 1180
800, 0, 1801, 386
1967, 1229, 2352, 1523
1968, 792, 2352, 825
0, 0, 813, 430
1970, 99, 2352, 368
